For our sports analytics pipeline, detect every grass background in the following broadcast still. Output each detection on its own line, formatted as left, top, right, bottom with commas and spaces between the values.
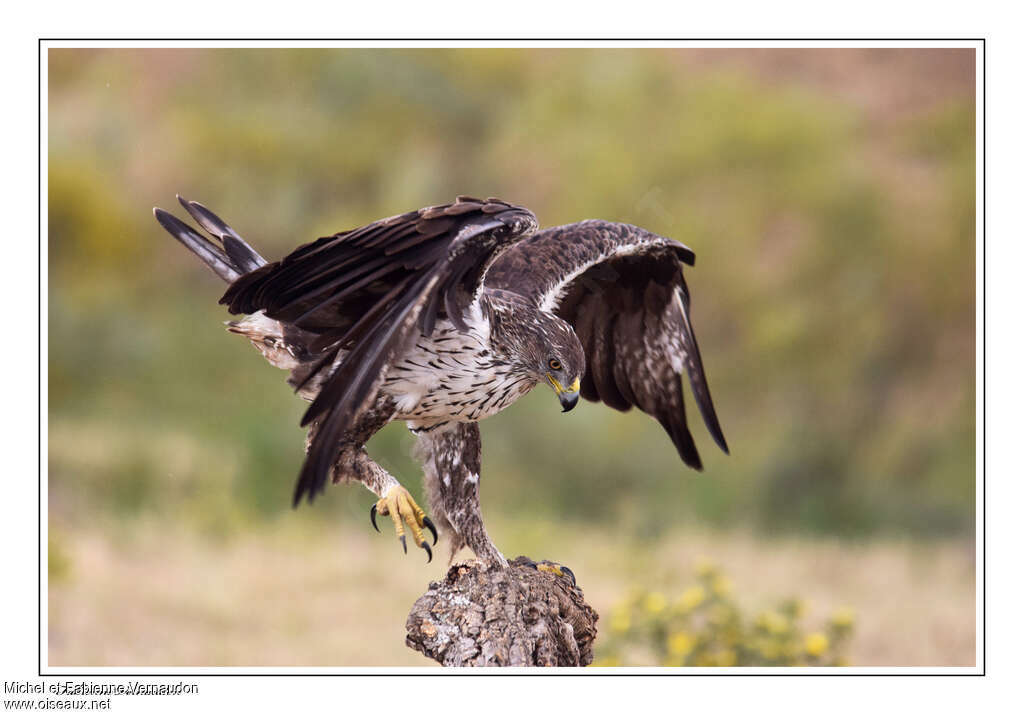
47, 47, 976, 666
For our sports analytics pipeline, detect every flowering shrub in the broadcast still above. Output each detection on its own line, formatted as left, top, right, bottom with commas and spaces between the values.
594, 561, 854, 666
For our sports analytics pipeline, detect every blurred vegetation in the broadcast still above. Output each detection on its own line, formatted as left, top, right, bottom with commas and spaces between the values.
48, 49, 975, 543
594, 560, 855, 666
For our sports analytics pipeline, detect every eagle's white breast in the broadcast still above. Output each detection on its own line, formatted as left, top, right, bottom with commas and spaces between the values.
382, 304, 535, 426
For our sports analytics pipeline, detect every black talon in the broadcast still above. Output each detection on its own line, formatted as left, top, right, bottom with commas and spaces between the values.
400, 534, 407, 554
423, 516, 438, 546
421, 540, 433, 563
370, 504, 380, 533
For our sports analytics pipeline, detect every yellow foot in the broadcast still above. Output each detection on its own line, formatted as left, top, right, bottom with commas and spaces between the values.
370, 485, 438, 563
527, 558, 577, 588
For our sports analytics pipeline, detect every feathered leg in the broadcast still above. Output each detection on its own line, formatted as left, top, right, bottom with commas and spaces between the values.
414, 422, 507, 568
303, 398, 437, 562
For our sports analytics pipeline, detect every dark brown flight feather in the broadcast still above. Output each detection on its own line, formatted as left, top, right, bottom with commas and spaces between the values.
219, 197, 538, 505
486, 220, 728, 469
154, 194, 727, 525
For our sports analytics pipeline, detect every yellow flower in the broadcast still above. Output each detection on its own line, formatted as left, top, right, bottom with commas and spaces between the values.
769, 613, 789, 635
758, 639, 780, 660
805, 632, 829, 657
756, 610, 787, 633
709, 603, 733, 626
695, 558, 717, 578
679, 585, 706, 611
711, 575, 732, 597
644, 591, 667, 614
720, 625, 741, 646
610, 607, 631, 634
716, 649, 737, 667
779, 597, 805, 619
667, 631, 696, 656
830, 607, 855, 629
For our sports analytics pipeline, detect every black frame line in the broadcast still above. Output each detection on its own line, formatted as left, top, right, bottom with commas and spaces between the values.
37, 37, 986, 678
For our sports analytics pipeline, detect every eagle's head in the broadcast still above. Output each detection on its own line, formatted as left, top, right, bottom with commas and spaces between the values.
486, 292, 585, 411
487, 298, 583, 412
531, 311, 585, 412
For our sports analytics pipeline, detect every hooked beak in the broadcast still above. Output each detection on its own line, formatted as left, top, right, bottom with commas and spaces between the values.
547, 375, 581, 413
559, 390, 580, 413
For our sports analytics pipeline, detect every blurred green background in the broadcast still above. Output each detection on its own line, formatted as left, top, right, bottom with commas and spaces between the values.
47, 48, 976, 666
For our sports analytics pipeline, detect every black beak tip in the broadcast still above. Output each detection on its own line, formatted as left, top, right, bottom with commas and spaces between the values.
560, 394, 579, 413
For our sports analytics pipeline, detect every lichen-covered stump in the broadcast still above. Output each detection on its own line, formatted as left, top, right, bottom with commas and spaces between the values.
405, 556, 599, 667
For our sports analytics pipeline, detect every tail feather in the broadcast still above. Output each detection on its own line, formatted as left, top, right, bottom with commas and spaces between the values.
153, 207, 241, 282
153, 196, 268, 284
176, 195, 267, 273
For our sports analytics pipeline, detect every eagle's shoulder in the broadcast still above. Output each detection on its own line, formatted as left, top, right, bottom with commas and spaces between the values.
486, 220, 694, 311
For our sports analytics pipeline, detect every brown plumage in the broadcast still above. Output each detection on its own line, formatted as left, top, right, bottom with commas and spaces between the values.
153, 195, 727, 567
220, 197, 537, 505
487, 220, 728, 468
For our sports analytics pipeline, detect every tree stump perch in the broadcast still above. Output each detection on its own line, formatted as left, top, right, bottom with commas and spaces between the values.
405, 556, 599, 666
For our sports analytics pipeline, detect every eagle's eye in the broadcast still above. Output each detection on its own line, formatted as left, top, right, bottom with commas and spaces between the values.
548, 358, 562, 371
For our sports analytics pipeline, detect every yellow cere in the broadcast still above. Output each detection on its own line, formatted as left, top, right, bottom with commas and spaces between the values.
547, 375, 581, 394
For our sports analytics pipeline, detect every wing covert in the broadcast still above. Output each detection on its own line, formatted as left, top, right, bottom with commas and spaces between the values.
222, 196, 537, 504
486, 220, 727, 469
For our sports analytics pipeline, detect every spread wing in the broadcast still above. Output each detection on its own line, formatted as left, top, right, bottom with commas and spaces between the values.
222, 196, 538, 504
485, 220, 728, 469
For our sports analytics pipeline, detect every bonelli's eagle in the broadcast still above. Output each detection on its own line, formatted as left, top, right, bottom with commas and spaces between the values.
154, 196, 728, 567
